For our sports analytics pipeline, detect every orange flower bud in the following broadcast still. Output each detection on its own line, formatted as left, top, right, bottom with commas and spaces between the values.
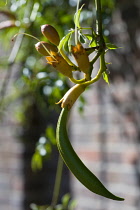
71, 42, 90, 75
46, 52, 73, 78
35, 41, 58, 56
41, 24, 60, 46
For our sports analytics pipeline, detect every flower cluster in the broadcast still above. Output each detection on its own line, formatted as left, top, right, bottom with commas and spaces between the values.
35, 24, 91, 82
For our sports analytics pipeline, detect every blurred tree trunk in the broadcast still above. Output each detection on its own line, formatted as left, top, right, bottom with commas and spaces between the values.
20, 102, 70, 210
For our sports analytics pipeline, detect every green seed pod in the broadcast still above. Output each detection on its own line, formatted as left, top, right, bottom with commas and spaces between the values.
56, 107, 125, 201
41, 24, 60, 46
35, 41, 58, 56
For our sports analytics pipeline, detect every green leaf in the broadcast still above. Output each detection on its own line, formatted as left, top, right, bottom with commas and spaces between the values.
46, 125, 56, 145
68, 199, 77, 210
84, 34, 97, 47
58, 31, 74, 52
83, 34, 93, 41
30, 203, 38, 210
74, 4, 84, 28
31, 152, 42, 171
45, 143, 52, 154
90, 39, 97, 47
79, 34, 86, 43
106, 43, 119, 49
55, 205, 63, 210
62, 193, 71, 208
102, 72, 110, 85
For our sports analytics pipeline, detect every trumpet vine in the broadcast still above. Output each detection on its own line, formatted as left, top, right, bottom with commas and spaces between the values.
33, 0, 124, 201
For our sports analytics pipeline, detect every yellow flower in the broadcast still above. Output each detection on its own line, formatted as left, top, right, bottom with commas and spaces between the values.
71, 42, 90, 75
46, 52, 73, 78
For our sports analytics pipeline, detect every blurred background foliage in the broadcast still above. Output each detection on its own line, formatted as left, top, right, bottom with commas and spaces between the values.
0, 0, 115, 171
0, 0, 140, 209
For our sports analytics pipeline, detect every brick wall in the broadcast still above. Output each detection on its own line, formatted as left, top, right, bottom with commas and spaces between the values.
70, 79, 140, 210
0, 105, 23, 208
0, 2, 140, 210
0, 73, 139, 210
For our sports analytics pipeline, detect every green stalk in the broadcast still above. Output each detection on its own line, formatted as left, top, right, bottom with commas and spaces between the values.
75, 0, 80, 45
95, 0, 103, 37
51, 155, 63, 207
95, 0, 105, 48
90, 0, 105, 70
84, 52, 106, 86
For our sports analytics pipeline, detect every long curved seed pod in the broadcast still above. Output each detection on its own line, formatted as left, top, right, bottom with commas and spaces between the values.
56, 108, 124, 201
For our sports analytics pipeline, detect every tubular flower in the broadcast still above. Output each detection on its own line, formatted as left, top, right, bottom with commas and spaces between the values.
56, 84, 86, 110
71, 42, 90, 75
35, 41, 58, 56
46, 52, 73, 78
41, 24, 60, 46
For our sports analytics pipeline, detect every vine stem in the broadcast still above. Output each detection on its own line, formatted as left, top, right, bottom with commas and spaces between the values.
51, 155, 64, 207
87, 0, 106, 86
95, 0, 102, 36
84, 52, 106, 86
75, 0, 80, 45
95, 0, 105, 47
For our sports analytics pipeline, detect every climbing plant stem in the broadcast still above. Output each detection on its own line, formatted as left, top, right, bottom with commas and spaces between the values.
85, 52, 106, 86
95, 0, 103, 37
75, 0, 80, 45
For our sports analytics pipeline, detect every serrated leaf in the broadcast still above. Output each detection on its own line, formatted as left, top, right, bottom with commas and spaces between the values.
79, 35, 85, 43
68, 32, 73, 52
106, 43, 118, 49
102, 72, 110, 85
74, 4, 84, 28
